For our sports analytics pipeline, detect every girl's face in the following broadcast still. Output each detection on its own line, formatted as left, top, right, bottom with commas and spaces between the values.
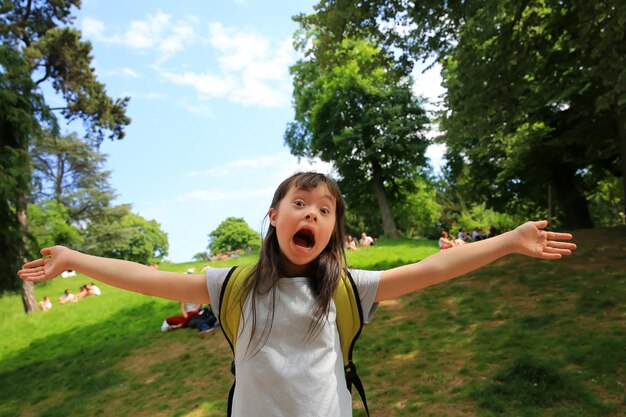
269, 184, 337, 276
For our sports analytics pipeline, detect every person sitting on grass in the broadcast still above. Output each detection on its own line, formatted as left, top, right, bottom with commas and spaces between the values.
58, 289, 77, 304
18, 172, 576, 417
86, 282, 101, 296
161, 301, 202, 331
439, 231, 467, 250
75, 285, 89, 300
359, 232, 374, 247
38, 296, 52, 311
345, 235, 359, 251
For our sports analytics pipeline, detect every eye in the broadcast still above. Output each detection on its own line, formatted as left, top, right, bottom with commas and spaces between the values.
294, 200, 305, 207
320, 207, 330, 215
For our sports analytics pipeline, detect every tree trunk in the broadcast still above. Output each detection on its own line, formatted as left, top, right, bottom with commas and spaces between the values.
551, 165, 593, 230
17, 192, 37, 313
371, 162, 399, 238
616, 111, 626, 219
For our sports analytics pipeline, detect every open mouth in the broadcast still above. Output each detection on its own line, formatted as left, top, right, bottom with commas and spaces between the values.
293, 229, 315, 249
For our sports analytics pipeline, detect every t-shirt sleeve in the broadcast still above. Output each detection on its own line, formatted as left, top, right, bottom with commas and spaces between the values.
205, 267, 233, 321
348, 269, 382, 323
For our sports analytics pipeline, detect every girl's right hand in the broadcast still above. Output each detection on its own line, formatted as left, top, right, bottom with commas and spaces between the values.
18, 246, 74, 283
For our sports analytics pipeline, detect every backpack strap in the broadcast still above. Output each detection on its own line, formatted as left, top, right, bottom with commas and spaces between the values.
334, 270, 370, 416
219, 265, 254, 417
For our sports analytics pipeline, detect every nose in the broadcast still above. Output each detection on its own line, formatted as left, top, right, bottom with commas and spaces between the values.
305, 212, 317, 222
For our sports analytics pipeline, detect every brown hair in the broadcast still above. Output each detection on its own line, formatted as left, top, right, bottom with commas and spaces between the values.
243, 172, 347, 355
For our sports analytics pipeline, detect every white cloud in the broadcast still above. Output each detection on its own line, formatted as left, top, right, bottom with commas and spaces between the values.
177, 98, 215, 118
144, 92, 163, 99
161, 70, 236, 98
120, 67, 140, 77
179, 186, 277, 202
186, 152, 333, 180
123, 12, 170, 48
159, 23, 295, 108
412, 63, 445, 111
82, 12, 197, 63
425, 143, 447, 175
82, 14, 294, 108
82, 17, 105, 39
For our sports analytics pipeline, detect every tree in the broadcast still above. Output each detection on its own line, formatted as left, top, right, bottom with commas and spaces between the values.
192, 252, 209, 262
27, 200, 82, 259
299, 0, 626, 229
31, 131, 115, 222
285, 37, 430, 237
437, 0, 625, 229
208, 217, 261, 255
81, 205, 168, 265
1, 35, 45, 297
0, 0, 130, 312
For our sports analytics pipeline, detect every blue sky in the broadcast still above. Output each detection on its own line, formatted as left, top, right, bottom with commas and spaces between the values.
59, 0, 445, 262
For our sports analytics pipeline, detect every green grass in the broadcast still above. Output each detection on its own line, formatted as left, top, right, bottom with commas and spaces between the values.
1, 228, 624, 417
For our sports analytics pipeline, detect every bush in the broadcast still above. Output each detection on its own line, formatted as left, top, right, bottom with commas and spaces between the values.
455, 203, 521, 235
208, 217, 261, 255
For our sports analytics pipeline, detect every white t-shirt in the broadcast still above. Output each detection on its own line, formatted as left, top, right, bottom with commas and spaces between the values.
206, 268, 381, 417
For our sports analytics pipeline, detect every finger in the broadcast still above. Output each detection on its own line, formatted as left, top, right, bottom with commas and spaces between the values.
544, 247, 572, 256
40, 247, 54, 256
548, 241, 577, 250
18, 266, 46, 276
19, 270, 46, 282
22, 258, 45, 269
539, 252, 562, 260
533, 220, 549, 230
19, 265, 45, 274
547, 232, 573, 241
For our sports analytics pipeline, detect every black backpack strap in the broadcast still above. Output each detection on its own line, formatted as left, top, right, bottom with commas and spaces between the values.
336, 270, 370, 416
345, 360, 370, 416
218, 266, 243, 417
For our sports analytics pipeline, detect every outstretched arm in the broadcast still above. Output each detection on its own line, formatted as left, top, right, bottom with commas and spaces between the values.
376, 220, 576, 302
18, 246, 210, 304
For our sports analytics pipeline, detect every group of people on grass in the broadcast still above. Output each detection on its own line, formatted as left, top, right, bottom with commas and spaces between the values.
39, 281, 101, 311
439, 226, 501, 250
345, 232, 376, 251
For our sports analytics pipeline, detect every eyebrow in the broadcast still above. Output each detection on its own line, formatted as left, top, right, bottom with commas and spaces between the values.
293, 188, 336, 205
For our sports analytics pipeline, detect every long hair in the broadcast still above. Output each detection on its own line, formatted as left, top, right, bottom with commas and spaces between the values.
242, 172, 347, 355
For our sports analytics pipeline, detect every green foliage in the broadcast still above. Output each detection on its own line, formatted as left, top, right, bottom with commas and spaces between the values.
586, 174, 625, 226
301, 0, 626, 230
27, 200, 83, 259
0, 40, 43, 292
455, 203, 521, 235
208, 217, 261, 255
0, 0, 130, 300
192, 252, 208, 262
392, 178, 442, 239
286, 36, 430, 237
81, 205, 168, 265
31, 131, 116, 222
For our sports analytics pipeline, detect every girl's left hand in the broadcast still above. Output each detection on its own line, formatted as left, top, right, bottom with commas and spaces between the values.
513, 220, 576, 259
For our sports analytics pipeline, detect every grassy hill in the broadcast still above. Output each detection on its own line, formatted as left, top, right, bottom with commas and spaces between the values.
0, 228, 624, 417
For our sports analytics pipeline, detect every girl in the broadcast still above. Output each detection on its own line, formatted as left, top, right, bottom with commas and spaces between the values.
18, 172, 576, 417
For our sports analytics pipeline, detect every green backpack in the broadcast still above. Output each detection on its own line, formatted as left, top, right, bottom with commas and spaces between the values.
218, 265, 370, 416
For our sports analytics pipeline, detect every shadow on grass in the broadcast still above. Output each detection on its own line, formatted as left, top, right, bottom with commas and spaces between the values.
0, 301, 231, 417
0, 303, 156, 416
470, 354, 613, 415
